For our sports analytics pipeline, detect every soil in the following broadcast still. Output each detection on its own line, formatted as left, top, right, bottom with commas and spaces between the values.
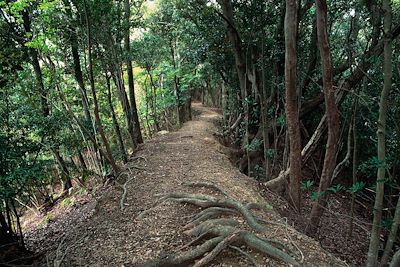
24, 103, 346, 266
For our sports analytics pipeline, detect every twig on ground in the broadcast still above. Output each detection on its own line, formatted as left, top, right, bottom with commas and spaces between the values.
131, 166, 147, 171
282, 217, 304, 263
120, 176, 134, 211
131, 156, 147, 162
179, 231, 210, 250
193, 231, 240, 267
52, 233, 87, 267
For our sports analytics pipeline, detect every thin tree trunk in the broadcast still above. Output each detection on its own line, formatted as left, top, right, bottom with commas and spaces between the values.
113, 67, 136, 148
57, 85, 117, 174
389, 249, 400, 267
106, 74, 128, 163
348, 99, 358, 239
23, 10, 75, 191
260, 52, 271, 180
11, 200, 24, 248
83, 0, 119, 174
300, 19, 317, 93
53, 149, 73, 191
284, 0, 302, 211
217, 0, 249, 100
77, 151, 88, 170
307, 0, 340, 236
63, 0, 92, 123
265, 21, 400, 192
22, 10, 49, 117
170, 41, 181, 126
106, 23, 137, 149
366, 0, 392, 265
381, 196, 400, 266
147, 67, 160, 131
124, 0, 143, 144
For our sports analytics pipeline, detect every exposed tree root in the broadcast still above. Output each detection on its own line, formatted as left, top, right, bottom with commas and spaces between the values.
119, 177, 134, 211
130, 156, 147, 162
193, 232, 239, 267
143, 237, 223, 267
143, 192, 300, 266
184, 207, 236, 229
161, 192, 266, 232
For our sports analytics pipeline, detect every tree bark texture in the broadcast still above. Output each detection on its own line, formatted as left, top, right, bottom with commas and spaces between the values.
124, 0, 143, 144
367, 0, 392, 265
106, 75, 128, 163
284, 0, 302, 211
307, 0, 340, 235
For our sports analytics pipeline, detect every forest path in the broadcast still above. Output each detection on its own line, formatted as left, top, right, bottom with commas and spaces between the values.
35, 103, 344, 266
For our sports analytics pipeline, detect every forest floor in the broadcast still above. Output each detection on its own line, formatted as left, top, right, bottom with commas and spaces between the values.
25, 103, 346, 266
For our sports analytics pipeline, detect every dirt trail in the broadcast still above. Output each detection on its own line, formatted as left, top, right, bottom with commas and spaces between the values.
29, 103, 345, 266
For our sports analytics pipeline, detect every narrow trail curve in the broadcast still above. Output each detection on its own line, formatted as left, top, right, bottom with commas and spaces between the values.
45, 103, 345, 266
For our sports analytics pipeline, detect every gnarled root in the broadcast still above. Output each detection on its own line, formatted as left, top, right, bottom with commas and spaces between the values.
143, 191, 300, 267
161, 192, 266, 232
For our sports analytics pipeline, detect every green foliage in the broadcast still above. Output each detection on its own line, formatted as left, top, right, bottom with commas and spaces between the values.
359, 156, 387, 173
245, 138, 263, 152
301, 180, 314, 191
327, 184, 344, 194
0, 0, 399, 259
311, 191, 325, 202
42, 212, 55, 225
381, 218, 393, 230
346, 181, 366, 194
60, 197, 75, 209
265, 149, 275, 160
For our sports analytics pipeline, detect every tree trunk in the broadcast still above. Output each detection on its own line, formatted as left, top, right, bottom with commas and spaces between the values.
113, 67, 137, 148
307, 0, 340, 236
106, 74, 128, 163
147, 68, 160, 131
260, 46, 271, 181
170, 40, 181, 126
217, 0, 249, 100
83, 0, 119, 174
124, 0, 143, 144
22, 11, 49, 117
367, 0, 392, 267
53, 149, 72, 192
63, 0, 92, 123
23, 10, 74, 192
106, 25, 137, 149
57, 86, 118, 174
381, 196, 400, 266
284, 0, 302, 211
389, 249, 400, 267
77, 151, 88, 170
348, 99, 358, 238
265, 22, 400, 194
366, 0, 392, 265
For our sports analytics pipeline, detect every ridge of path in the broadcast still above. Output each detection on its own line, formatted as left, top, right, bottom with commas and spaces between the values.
36, 103, 345, 266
